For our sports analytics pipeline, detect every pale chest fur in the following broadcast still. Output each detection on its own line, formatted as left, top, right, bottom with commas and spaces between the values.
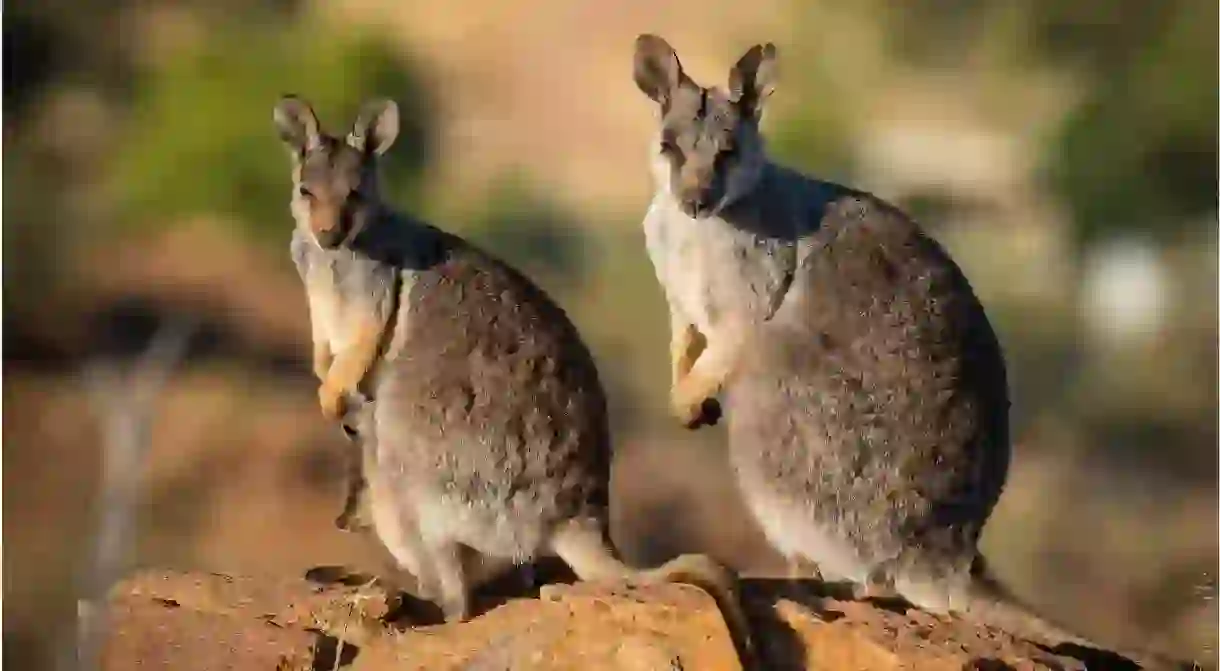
643, 196, 797, 334
304, 264, 349, 348
291, 228, 399, 352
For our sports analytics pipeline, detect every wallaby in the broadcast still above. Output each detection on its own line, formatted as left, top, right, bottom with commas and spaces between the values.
333, 390, 373, 534
273, 95, 754, 659
630, 33, 1111, 653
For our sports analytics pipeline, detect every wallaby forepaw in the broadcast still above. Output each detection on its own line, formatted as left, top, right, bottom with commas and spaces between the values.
672, 395, 722, 430
334, 509, 371, 533
312, 351, 332, 382
334, 509, 354, 531
693, 398, 722, 428
318, 382, 347, 421
670, 393, 700, 427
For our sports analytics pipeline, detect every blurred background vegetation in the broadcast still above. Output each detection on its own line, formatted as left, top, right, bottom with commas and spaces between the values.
3, 0, 1216, 667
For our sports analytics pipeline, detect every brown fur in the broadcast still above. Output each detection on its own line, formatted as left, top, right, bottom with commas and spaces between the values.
630, 35, 1122, 659
274, 95, 756, 664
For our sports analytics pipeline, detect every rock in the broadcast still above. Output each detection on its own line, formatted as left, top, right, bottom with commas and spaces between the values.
97, 569, 1165, 671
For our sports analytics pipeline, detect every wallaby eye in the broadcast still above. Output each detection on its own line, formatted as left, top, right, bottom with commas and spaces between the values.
298, 186, 314, 199
659, 139, 678, 155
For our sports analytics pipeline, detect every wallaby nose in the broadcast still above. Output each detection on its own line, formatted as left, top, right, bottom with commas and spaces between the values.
682, 191, 716, 218
314, 226, 345, 249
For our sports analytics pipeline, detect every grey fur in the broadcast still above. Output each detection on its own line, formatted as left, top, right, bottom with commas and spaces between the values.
275, 95, 752, 656
631, 35, 1094, 648
334, 392, 374, 533
334, 396, 536, 595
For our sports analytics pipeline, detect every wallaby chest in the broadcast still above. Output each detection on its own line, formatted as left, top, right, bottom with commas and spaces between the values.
643, 198, 796, 332
293, 231, 397, 350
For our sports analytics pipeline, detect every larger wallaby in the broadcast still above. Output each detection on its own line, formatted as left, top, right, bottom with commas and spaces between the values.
629, 34, 1108, 650
272, 95, 753, 656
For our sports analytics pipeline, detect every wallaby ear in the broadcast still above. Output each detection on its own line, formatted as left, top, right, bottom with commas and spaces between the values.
348, 98, 400, 156
273, 95, 321, 155
634, 34, 687, 105
728, 43, 778, 119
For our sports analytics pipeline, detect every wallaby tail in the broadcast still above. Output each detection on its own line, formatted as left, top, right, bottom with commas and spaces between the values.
963, 557, 1095, 647
965, 557, 1182, 669
549, 524, 756, 667
641, 553, 757, 668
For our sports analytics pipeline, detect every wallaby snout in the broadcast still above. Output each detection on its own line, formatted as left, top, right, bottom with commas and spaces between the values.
677, 172, 724, 219
301, 185, 370, 249
314, 226, 345, 249
310, 212, 348, 249
679, 195, 717, 219
306, 201, 346, 249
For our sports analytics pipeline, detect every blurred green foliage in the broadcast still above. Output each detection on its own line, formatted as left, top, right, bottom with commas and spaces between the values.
110, 16, 435, 245
856, 0, 1217, 247
762, 59, 856, 181
1041, 0, 1217, 246
4, 0, 134, 112
103, 9, 595, 287
455, 172, 590, 287
1026, 0, 1178, 76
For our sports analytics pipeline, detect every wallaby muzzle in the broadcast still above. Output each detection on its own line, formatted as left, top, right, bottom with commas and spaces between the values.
314, 225, 346, 249
680, 194, 718, 218
677, 167, 724, 219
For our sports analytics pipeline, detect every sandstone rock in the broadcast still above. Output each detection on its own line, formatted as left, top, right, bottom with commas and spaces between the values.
97, 569, 1165, 671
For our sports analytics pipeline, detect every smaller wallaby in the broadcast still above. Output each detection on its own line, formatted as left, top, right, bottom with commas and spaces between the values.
630, 33, 1110, 655
333, 390, 373, 534
274, 95, 754, 661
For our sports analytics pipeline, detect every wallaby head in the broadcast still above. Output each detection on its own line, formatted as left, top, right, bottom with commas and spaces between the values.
633, 34, 778, 219
272, 95, 400, 249
339, 391, 374, 442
